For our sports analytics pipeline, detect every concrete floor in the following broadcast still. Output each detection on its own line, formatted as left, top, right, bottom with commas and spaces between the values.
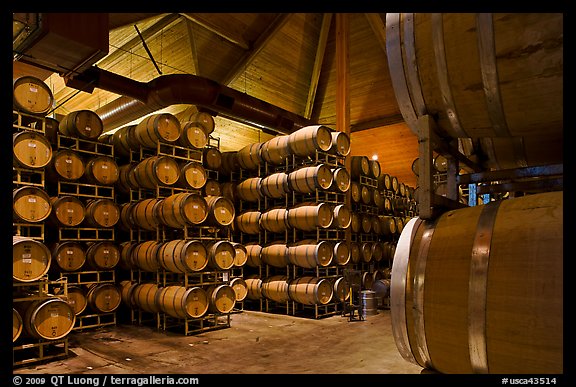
14, 308, 424, 375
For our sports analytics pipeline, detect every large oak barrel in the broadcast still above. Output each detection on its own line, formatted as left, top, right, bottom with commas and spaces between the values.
134, 113, 181, 148
13, 236, 51, 282
230, 277, 248, 302
331, 204, 351, 229
203, 147, 223, 171
332, 276, 351, 303
386, 13, 563, 169
245, 243, 263, 268
260, 172, 290, 199
119, 280, 139, 309
85, 241, 120, 270
260, 242, 289, 268
260, 135, 291, 165
46, 149, 85, 182
87, 283, 122, 313
202, 179, 221, 196
236, 177, 263, 202
13, 130, 52, 169
178, 120, 209, 149
13, 308, 23, 342
16, 297, 75, 340
180, 110, 215, 134
350, 155, 370, 178
261, 275, 290, 303
157, 239, 208, 273
49, 195, 86, 227
288, 164, 333, 194
245, 275, 263, 300
132, 240, 162, 272
349, 241, 361, 264
131, 155, 180, 188
110, 125, 140, 158
218, 151, 239, 175
177, 161, 207, 190
13, 186, 51, 223
234, 210, 262, 235
287, 240, 332, 269
236, 142, 264, 171
287, 202, 333, 231
130, 198, 162, 231
13, 76, 54, 115
50, 241, 86, 272
232, 242, 248, 267
330, 167, 351, 193
203, 196, 235, 227
84, 198, 120, 228
156, 192, 208, 228
59, 110, 103, 140
390, 191, 562, 374
331, 240, 351, 266
83, 155, 119, 186
260, 208, 288, 234
329, 131, 351, 156
206, 284, 236, 314
287, 125, 333, 157
205, 240, 236, 271
156, 285, 209, 319
288, 276, 333, 305
132, 283, 161, 313
116, 162, 139, 193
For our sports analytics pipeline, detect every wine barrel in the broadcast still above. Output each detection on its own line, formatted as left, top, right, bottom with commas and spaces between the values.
330, 167, 351, 193
288, 276, 334, 305
205, 240, 236, 271
13, 130, 52, 169
51, 241, 86, 272
119, 280, 139, 309
177, 161, 207, 190
206, 284, 236, 314
83, 155, 119, 186
13, 76, 54, 115
85, 241, 120, 270
287, 164, 333, 194
232, 242, 248, 267
118, 241, 137, 270
349, 241, 361, 264
368, 159, 381, 179
386, 13, 563, 169
132, 240, 162, 272
13, 308, 23, 342
203, 179, 222, 197
49, 195, 85, 227
260, 135, 291, 165
411, 158, 420, 176
234, 210, 261, 235
130, 198, 162, 231
178, 120, 209, 149
360, 242, 373, 263
59, 110, 103, 140
362, 273, 375, 292
236, 142, 264, 171
157, 239, 208, 273
230, 277, 248, 302
31, 117, 59, 144
132, 283, 161, 313
260, 208, 288, 233
84, 198, 120, 228
350, 155, 370, 178
13, 186, 51, 223
245, 243, 263, 268
245, 275, 263, 300
203, 196, 235, 227
116, 162, 139, 194
134, 113, 181, 148
287, 239, 333, 269
378, 173, 392, 192
360, 185, 372, 205
110, 125, 139, 157
329, 131, 351, 156
202, 147, 223, 171
287, 202, 333, 231
180, 110, 215, 134
372, 278, 391, 308
236, 177, 263, 202
46, 149, 85, 182
16, 297, 75, 340
380, 215, 397, 236
219, 151, 239, 175
390, 191, 562, 374
261, 242, 289, 268
332, 204, 351, 229
332, 276, 351, 303
287, 125, 333, 157
371, 241, 384, 262
156, 285, 209, 319
350, 212, 361, 234
13, 236, 51, 282
131, 155, 180, 188
157, 192, 208, 228
260, 172, 290, 199
350, 181, 361, 203
86, 283, 121, 313
261, 275, 290, 303
331, 240, 351, 266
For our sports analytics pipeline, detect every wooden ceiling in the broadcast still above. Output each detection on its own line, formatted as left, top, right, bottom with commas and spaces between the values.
13, 13, 419, 187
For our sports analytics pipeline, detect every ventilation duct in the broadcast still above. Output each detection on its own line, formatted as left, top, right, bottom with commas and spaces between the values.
65, 67, 315, 135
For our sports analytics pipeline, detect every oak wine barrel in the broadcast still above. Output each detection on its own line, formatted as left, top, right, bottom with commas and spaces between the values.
86, 283, 121, 313
157, 239, 208, 273
230, 277, 248, 302
232, 242, 248, 267
59, 110, 103, 140
205, 240, 236, 271
13, 130, 52, 169
236, 142, 264, 171
156, 285, 209, 319
46, 149, 85, 181
261, 275, 290, 303
49, 195, 86, 227
13, 308, 23, 342
51, 241, 86, 272
234, 210, 262, 235
236, 177, 263, 202
13, 76, 54, 115
156, 192, 208, 228
260, 135, 291, 165
287, 125, 333, 157
206, 284, 236, 314
84, 198, 120, 228
132, 240, 162, 272
329, 130, 351, 156
134, 113, 181, 148
203, 196, 235, 227
287, 202, 333, 231
261, 242, 289, 268
13, 236, 51, 282
245, 275, 263, 300
260, 208, 288, 234
83, 155, 119, 186
16, 297, 75, 340
202, 147, 223, 171
287, 164, 333, 194
13, 186, 51, 223
131, 155, 180, 188
288, 276, 333, 306
132, 283, 161, 313
178, 120, 209, 149
260, 172, 290, 199
177, 161, 207, 190
245, 243, 263, 268
85, 241, 120, 270
287, 240, 333, 269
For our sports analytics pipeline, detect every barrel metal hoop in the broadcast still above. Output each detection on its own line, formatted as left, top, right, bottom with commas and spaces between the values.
431, 13, 469, 139
385, 13, 419, 134
413, 219, 436, 369
469, 200, 502, 373
390, 217, 423, 366
403, 13, 427, 117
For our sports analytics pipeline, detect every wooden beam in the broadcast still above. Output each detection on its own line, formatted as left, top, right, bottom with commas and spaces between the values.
184, 18, 199, 76
350, 114, 405, 132
304, 13, 332, 119
179, 13, 250, 50
335, 14, 350, 135
365, 13, 387, 55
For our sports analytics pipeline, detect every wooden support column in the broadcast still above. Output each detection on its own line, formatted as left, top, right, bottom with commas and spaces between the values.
335, 13, 352, 245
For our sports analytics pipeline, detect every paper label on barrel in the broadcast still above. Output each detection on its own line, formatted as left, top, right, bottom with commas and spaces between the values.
193, 205, 198, 209
50, 313, 59, 318
67, 209, 73, 213
102, 165, 108, 169
29, 86, 38, 93
222, 272, 229, 281
85, 126, 91, 131
22, 253, 31, 258
28, 198, 36, 202
193, 252, 198, 255
66, 250, 74, 255
28, 142, 37, 148
65, 159, 72, 164
220, 209, 226, 214
103, 211, 109, 216
103, 250, 109, 254
22, 258, 32, 264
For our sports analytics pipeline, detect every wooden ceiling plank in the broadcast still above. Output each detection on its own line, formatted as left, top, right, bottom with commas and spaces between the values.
364, 13, 387, 56
304, 13, 332, 120
184, 18, 200, 76
179, 13, 250, 50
